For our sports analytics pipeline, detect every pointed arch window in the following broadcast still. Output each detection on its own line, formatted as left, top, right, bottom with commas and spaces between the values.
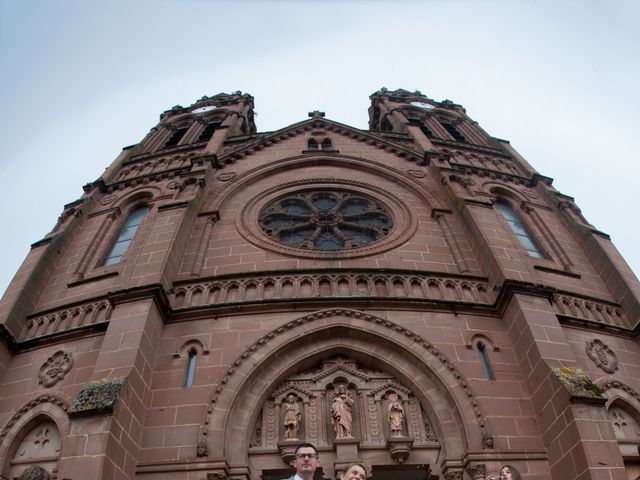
103, 206, 148, 265
495, 201, 544, 259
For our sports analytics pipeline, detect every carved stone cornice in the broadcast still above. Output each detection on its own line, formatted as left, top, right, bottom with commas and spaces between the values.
170, 269, 493, 315
21, 297, 112, 342
434, 139, 511, 158
447, 162, 531, 184
552, 291, 627, 329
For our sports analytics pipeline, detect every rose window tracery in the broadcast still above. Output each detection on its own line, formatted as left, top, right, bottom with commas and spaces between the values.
258, 190, 393, 251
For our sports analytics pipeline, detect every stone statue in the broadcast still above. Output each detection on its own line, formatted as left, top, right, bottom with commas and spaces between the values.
20, 466, 51, 480
330, 384, 354, 438
283, 394, 301, 439
387, 392, 405, 437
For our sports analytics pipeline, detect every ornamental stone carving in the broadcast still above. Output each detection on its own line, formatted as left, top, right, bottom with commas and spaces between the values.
68, 377, 125, 417
331, 384, 355, 438
466, 463, 486, 480
387, 392, 405, 437
444, 471, 463, 480
38, 351, 73, 388
586, 339, 618, 374
196, 441, 208, 457
19, 466, 52, 480
282, 394, 302, 440
251, 357, 434, 450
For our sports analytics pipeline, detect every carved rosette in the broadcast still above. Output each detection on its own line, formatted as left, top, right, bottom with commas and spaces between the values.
586, 339, 618, 374
38, 351, 73, 388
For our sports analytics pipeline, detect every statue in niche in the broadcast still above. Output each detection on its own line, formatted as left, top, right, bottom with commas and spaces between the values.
387, 392, 405, 437
330, 384, 354, 438
283, 394, 302, 439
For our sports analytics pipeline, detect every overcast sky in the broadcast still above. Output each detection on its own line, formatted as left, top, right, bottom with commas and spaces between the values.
1, 0, 638, 297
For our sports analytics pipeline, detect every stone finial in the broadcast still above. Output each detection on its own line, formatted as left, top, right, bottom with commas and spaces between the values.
308, 110, 325, 118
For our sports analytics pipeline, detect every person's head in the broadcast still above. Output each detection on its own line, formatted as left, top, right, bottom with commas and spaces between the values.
293, 443, 319, 478
499, 465, 522, 480
339, 462, 367, 480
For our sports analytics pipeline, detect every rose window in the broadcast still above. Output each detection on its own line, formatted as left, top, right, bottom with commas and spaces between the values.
258, 190, 393, 250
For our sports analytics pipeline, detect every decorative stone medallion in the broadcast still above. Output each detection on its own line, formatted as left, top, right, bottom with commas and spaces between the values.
38, 351, 73, 388
586, 339, 618, 374
217, 172, 237, 182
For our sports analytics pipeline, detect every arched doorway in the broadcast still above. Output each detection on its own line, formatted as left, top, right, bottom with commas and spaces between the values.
202, 310, 488, 479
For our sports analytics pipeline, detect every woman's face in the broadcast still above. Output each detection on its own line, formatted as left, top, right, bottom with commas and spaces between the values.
499, 466, 513, 480
341, 465, 366, 480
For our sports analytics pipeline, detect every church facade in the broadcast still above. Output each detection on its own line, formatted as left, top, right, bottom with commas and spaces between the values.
1, 89, 639, 480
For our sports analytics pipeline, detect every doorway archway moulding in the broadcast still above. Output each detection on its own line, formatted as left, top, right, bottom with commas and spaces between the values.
199, 308, 492, 466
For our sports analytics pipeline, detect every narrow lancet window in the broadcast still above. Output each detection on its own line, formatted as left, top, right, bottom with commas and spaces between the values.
184, 350, 197, 388
496, 201, 544, 258
103, 207, 147, 265
477, 342, 494, 380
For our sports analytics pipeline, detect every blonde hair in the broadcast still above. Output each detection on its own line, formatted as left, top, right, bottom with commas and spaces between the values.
339, 462, 367, 479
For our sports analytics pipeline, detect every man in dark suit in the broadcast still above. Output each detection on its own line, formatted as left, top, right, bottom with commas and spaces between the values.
287, 443, 320, 480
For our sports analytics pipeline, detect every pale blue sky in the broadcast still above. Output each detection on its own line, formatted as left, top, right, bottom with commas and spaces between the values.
1, 0, 638, 295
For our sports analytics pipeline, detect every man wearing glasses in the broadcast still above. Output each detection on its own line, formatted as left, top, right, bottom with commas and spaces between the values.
288, 443, 320, 480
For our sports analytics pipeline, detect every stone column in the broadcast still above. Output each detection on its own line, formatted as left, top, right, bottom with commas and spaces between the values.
57, 297, 164, 480
504, 293, 626, 480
